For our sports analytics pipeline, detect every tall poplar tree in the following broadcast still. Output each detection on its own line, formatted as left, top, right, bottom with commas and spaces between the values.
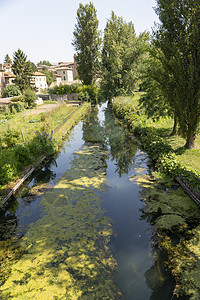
72, 2, 101, 85
153, 0, 200, 149
101, 11, 149, 98
12, 49, 34, 92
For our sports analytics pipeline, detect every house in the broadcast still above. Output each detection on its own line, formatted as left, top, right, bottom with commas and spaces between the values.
0, 64, 4, 97
4, 72, 16, 85
53, 73, 62, 85
56, 65, 73, 82
32, 72, 47, 93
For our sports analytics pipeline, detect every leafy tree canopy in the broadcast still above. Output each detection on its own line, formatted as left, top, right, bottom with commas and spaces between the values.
41, 68, 54, 86
101, 11, 150, 98
153, 0, 200, 149
2, 84, 21, 98
12, 49, 35, 92
37, 60, 52, 66
72, 2, 101, 85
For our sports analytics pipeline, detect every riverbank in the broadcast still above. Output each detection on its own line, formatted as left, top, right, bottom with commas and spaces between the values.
113, 94, 200, 299
0, 102, 91, 207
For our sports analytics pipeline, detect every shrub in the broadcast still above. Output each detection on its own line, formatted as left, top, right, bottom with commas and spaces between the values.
14, 144, 32, 166
2, 85, 21, 98
8, 102, 25, 114
78, 91, 90, 102
23, 89, 37, 108
28, 130, 57, 157
3, 128, 20, 147
0, 163, 17, 185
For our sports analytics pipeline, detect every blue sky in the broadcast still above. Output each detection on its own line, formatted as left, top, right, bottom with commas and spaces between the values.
0, 0, 158, 64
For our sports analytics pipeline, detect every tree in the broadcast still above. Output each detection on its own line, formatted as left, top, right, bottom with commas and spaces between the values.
41, 68, 54, 86
2, 84, 21, 98
23, 89, 37, 107
4, 54, 12, 64
139, 48, 178, 135
12, 49, 34, 92
101, 11, 149, 98
37, 60, 52, 66
72, 2, 101, 85
153, 0, 200, 149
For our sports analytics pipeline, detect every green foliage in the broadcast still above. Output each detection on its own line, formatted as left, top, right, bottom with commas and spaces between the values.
3, 128, 20, 148
2, 85, 21, 98
72, 2, 101, 84
12, 49, 35, 92
113, 95, 200, 191
23, 89, 37, 107
14, 144, 32, 166
139, 53, 173, 121
8, 102, 24, 114
37, 60, 52, 66
153, 0, 200, 149
28, 130, 56, 157
78, 90, 90, 102
41, 68, 54, 86
101, 11, 150, 98
49, 83, 81, 95
4, 54, 12, 64
50, 83, 98, 101
0, 162, 17, 186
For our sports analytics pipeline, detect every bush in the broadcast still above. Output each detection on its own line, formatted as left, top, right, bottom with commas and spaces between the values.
28, 130, 57, 157
3, 128, 20, 147
14, 144, 32, 166
2, 85, 21, 98
78, 91, 90, 102
49, 83, 99, 101
8, 102, 25, 114
23, 89, 37, 108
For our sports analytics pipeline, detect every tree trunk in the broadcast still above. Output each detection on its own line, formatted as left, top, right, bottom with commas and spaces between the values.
185, 133, 196, 149
170, 116, 178, 136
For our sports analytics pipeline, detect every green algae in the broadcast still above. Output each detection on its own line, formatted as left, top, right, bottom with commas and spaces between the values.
131, 170, 200, 299
132, 172, 200, 231
0, 144, 120, 299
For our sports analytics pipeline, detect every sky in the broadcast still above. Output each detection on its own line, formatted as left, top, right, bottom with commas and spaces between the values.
0, 0, 158, 64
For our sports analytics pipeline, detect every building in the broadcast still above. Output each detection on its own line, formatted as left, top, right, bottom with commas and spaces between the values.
4, 72, 16, 85
0, 64, 4, 97
32, 72, 47, 93
56, 65, 73, 82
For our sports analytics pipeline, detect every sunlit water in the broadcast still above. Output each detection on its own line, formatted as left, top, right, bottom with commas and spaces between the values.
0, 102, 177, 299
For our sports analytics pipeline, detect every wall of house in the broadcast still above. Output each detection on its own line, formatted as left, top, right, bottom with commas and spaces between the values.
67, 70, 73, 82
33, 75, 47, 92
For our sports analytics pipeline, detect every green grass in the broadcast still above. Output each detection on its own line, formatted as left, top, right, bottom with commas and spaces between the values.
113, 92, 200, 174
0, 103, 76, 145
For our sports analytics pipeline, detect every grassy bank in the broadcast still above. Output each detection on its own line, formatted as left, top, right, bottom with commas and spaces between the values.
0, 102, 91, 197
113, 94, 200, 188
113, 93, 200, 299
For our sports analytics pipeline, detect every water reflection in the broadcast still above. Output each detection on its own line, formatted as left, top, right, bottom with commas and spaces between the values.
83, 102, 138, 178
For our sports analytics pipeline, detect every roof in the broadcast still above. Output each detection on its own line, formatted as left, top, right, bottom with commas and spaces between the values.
58, 62, 73, 66
54, 73, 62, 77
4, 72, 16, 78
56, 67, 73, 71
32, 71, 46, 76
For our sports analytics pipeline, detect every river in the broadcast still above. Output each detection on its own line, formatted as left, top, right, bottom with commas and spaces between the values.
0, 102, 186, 299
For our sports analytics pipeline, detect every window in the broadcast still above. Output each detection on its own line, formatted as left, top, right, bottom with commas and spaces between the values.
63, 71, 65, 74
64, 76, 66, 81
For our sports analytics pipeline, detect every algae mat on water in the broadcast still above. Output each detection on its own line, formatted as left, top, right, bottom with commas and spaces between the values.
0, 144, 120, 299
130, 171, 200, 299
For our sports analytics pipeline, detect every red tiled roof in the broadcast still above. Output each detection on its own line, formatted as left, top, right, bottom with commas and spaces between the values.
32, 72, 46, 76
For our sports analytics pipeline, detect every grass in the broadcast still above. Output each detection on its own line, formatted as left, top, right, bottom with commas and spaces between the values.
0, 103, 76, 145
114, 92, 200, 174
